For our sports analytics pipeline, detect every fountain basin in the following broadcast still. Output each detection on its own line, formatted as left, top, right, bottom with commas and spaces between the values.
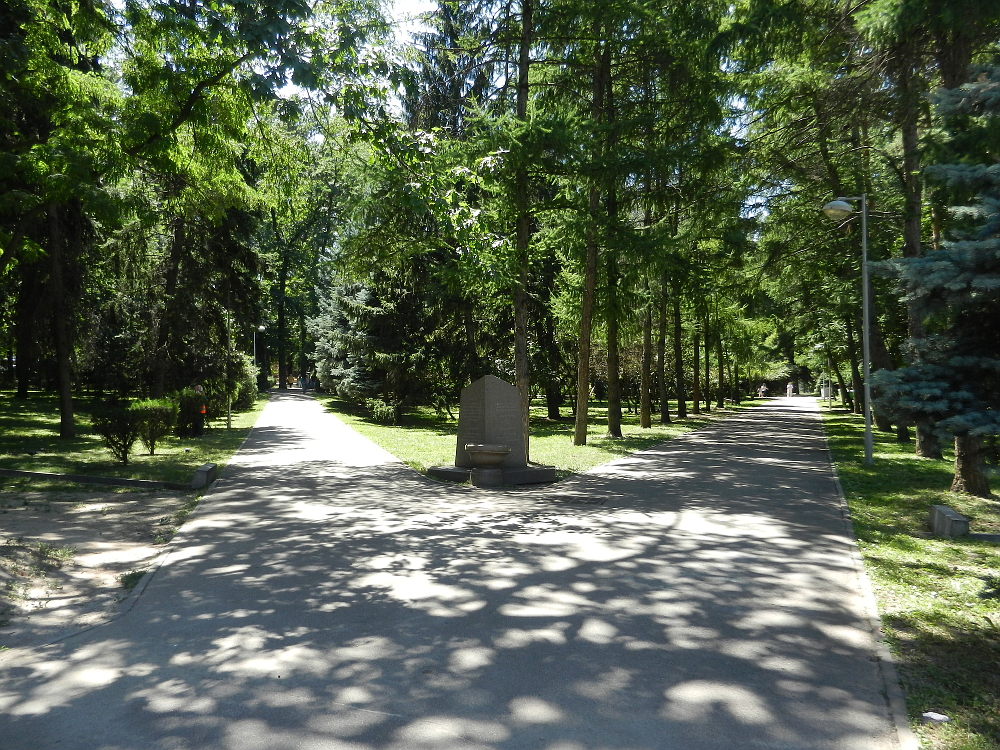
464, 444, 511, 487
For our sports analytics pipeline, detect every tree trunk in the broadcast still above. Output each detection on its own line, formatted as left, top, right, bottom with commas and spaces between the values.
917, 424, 943, 459
657, 286, 670, 423
716, 335, 725, 408
573, 31, 604, 446
640, 288, 652, 429
672, 292, 686, 418
151, 218, 185, 398
512, 0, 534, 461
574, 190, 599, 446
828, 348, 854, 412
48, 204, 75, 438
299, 311, 308, 382
601, 40, 621, 439
606, 253, 622, 437
14, 258, 44, 399
274, 210, 289, 392
537, 289, 563, 421
951, 435, 991, 497
277, 279, 287, 390
513, 280, 530, 454
860, 309, 894, 432
463, 304, 480, 378
845, 316, 864, 415
899, 67, 924, 270
874, 407, 892, 433
703, 321, 711, 412
545, 385, 561, 420
899, 62, 945, 461
692, 330, 701, 415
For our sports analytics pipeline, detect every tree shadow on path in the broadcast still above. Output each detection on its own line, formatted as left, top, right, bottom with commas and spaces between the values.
0, 396, 899, 750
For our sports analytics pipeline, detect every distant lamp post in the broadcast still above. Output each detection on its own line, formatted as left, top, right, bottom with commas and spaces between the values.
826, 351, 833, 411
254, 325, 266, 391
822, 195, 873, 466
812, 342, 834, 409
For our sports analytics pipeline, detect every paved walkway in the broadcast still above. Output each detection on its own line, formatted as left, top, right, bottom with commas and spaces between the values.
0, 394, 909, 750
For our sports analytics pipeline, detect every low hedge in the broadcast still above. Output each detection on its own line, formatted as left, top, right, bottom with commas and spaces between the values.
91, 404, 142, 465
131, 399, 178, 455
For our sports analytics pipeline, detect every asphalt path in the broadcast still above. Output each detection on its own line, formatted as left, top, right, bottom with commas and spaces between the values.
0, 393, 909, 750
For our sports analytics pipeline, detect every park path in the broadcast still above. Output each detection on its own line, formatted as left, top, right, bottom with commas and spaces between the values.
0, 393, 910, 750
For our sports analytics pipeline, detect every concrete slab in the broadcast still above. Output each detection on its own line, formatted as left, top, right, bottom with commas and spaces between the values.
929, 504, 970, 538
0, 393, 908, 750
428, 464, 557, 486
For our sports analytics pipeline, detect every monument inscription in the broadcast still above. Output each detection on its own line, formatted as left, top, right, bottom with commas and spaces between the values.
455, 375, 526, 468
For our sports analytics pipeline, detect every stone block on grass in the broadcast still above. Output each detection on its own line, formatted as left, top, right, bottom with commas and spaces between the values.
192, 463, 218, 490
929, 505, 970, 538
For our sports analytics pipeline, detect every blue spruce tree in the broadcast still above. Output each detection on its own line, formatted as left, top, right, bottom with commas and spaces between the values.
874, 65, 1000, 497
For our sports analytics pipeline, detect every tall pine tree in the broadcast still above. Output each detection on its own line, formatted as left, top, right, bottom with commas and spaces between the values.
874, 64, 1000, 497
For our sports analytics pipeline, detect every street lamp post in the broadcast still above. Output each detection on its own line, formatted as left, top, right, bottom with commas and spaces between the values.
254, 325, 266, 391
827, 353, 833, 411
822, 195, 873, 466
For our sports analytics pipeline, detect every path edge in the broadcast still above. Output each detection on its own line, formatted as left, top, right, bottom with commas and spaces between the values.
111, 392, 272, 616
817, 405, 921, 750
0, 394, 272, 661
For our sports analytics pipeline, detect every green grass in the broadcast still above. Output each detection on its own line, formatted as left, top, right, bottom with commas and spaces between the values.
822, 402, 1000, 750
316, 395, 755, 478
117, 569, 148, 591
0, 391, 269, 491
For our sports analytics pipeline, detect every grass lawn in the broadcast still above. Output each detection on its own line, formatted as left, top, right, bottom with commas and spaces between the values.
0, 391, 269, 491
316, 394, 755, 477
822, 402, 1000, 750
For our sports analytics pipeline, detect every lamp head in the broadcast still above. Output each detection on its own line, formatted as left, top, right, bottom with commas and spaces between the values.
822, 199, 854, 220
258, 325, 266, 332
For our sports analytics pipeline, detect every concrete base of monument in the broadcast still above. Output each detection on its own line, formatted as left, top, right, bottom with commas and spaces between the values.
427, 464, 558, 486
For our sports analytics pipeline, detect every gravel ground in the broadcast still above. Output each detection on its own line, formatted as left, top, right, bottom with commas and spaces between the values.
0, 490, 198, 651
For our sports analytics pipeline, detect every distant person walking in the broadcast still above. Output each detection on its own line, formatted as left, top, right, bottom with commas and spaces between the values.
786, 382, 795, 397
758, 384, 769, 398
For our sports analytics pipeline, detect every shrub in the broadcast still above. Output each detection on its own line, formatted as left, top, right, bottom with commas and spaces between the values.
233, 354, 259, 409
365, 398, 399, 424
91, 405, 141, 465
131, 399, 178, 455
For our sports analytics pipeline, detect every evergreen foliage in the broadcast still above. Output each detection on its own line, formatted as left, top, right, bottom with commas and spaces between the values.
365, 398, 400, 425
874, 64, 1000, 495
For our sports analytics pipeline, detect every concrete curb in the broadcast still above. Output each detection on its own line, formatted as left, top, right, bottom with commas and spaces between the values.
0, 468, 188, 491
817, 406, 921, 750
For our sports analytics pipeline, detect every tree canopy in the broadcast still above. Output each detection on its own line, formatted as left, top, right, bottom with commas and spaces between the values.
1, 0, 998, 491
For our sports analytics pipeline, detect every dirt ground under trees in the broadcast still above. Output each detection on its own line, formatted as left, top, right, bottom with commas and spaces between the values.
0, 490, 198, 652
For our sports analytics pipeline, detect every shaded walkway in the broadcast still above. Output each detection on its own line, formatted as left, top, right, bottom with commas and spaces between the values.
0, 394, 905, 749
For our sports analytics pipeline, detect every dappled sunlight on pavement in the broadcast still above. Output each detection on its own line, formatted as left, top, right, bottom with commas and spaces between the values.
0, 394, 901, 749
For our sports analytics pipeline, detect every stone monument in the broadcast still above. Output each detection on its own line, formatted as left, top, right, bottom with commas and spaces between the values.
455, 375, 525, 469
428, 374, 557, 487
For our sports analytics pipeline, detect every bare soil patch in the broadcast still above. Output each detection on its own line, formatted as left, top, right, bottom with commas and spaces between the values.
0, 490, 198, 651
